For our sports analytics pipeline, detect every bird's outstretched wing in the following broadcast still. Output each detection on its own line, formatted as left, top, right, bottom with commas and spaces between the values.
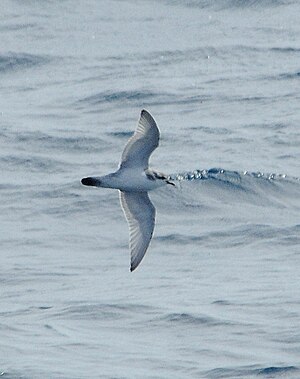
119, 190, 156, 271
120, 109, 159, 170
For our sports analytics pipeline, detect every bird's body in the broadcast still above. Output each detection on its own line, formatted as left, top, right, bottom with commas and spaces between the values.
82, 168, 169, 192
81, 109, 174, 271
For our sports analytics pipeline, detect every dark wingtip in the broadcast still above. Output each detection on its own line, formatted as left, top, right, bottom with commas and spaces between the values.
130, 263, 138, 272
141, 109, 150, 117
81, 177, 98, 186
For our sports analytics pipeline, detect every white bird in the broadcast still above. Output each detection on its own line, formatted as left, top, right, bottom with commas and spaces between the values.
81, 110, 174, 271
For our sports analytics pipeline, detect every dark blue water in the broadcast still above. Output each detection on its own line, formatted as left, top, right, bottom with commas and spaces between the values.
1, 0, 300, 378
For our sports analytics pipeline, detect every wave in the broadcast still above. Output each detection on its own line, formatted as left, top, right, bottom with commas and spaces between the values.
170, 168, 299, 183
0, 130, 109, 178
76, 89, 198, 111
277, 71, 300, 80
168, 168, 300, 201
163, 0, 292, 10
206, 365, 300, 379
206, 365, 299, 378
76, 90, 162, 112
0, 52, 51, 73
51, 302, 155, 321
151, 167, 300, 249
152, 312, 231, 327
1, 154, 71, 173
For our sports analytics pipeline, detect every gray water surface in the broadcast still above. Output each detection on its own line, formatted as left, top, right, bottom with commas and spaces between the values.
1, 1, 300, 378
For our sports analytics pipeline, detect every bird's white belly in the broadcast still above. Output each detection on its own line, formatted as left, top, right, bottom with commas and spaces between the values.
115, 170, 165, 192
98, 168, 160, 192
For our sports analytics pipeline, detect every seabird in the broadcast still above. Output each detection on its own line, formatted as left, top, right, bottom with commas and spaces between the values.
81, 110, 174, 271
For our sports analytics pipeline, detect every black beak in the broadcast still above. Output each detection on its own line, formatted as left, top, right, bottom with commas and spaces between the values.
81, 177, 99, 186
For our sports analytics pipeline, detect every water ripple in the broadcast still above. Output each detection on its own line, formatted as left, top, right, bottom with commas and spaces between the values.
206, 365, 299, 378
0, 52, 51, 73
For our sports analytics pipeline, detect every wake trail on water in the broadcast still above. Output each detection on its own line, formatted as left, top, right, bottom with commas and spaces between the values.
152, 168, 300, 214
150, 168, 300, 250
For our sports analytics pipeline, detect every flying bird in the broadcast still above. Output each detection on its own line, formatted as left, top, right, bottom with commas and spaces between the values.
81, 110, 174, 271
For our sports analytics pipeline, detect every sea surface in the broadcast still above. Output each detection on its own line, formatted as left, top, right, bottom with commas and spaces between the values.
1, 0, 300, 378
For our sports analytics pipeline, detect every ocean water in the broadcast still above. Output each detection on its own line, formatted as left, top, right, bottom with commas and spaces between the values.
1, 0, 300, 378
